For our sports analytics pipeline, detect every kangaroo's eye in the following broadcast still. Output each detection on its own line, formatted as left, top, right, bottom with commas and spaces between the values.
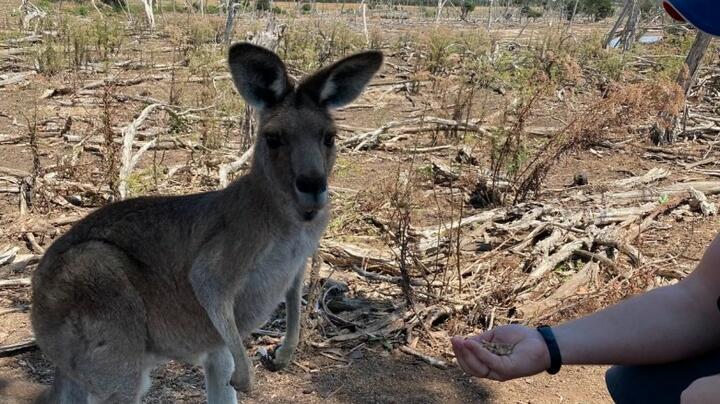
265, 132, 284, 149
323, 131, 336, 147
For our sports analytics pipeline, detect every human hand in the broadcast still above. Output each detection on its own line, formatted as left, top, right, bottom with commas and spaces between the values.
451, 324, 551, 381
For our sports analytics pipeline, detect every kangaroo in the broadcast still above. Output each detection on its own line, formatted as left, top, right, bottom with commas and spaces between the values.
24, 43, 383, 403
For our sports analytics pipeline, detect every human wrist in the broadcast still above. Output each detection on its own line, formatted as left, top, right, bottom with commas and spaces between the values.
536, 325, 562, 374
549, 324, 579, 365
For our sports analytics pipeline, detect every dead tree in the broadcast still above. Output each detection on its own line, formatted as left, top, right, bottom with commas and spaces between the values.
651, 31, 712, 145
604, 0, 639, 50
435, 0, 448, 24
19, 0, 45, 31
486, 0, 493, 29
223, 0, 239, 43
139, 0, 156, 28
677, 31, 712, 96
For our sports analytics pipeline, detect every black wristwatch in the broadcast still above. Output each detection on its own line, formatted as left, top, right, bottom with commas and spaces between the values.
536, 325, 562, 374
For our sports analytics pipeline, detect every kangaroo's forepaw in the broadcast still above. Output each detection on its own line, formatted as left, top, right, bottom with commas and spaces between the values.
259, 345, 291, 372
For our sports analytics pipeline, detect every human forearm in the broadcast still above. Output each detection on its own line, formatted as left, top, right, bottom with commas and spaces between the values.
553, 279, 720, 365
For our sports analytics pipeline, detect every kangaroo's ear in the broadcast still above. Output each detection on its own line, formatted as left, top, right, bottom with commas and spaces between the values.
227, 42, 291, 110
297, 50, 383, 109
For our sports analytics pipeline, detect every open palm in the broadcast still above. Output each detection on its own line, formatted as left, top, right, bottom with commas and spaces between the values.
451, 324, 551, 381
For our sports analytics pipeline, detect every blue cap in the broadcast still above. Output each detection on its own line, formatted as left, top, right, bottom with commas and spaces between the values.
663, 0, 720, 37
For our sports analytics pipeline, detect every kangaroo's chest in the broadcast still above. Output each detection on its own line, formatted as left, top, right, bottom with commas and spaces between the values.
233, 226, 321, 334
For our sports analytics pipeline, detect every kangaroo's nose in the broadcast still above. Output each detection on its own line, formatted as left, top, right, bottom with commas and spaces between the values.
295, 175, 328, 207
295, 175, 327, 195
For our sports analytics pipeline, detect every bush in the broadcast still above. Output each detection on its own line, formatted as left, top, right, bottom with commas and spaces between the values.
255, 0, 270, 11
301, 3, 312, 13
460, 0, 475, 20
564, 0, 614, 22
520, 5, 542, 19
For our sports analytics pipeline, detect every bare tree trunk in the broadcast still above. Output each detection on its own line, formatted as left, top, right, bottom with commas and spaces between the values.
652, 31, 711, 146
361, 0, 369, 46
223, 0, 238, 43
486, 0, 493, 30
621, 0, 639, 52
604, 0, 631, 49
566, 0, 578, 32
677, 31, 712, 95
139, 0, 156, 28
89, 0, 105, 18
435, 0, 447, 24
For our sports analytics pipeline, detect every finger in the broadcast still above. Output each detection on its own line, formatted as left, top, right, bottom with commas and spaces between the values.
464, 339, 504, 371
457, 342, 492, 378
453, 342, 473, 374
454, 341, 490, 378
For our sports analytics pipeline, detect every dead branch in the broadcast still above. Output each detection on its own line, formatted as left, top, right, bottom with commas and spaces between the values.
0, 166, 31, 178
82, 75, 167, 91
398, 345, 448, 369
0, 338, 37, 358
118, 103, 164, 199
0, 278, 31, 287
24, 232, 44, 254
218, 146, 254, 189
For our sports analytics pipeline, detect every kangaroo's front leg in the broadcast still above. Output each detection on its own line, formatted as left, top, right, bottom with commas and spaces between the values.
191, 252, 253, 393
262, 260, 306, 371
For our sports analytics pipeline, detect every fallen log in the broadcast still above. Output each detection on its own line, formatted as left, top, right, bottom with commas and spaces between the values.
0, 339, 37, 358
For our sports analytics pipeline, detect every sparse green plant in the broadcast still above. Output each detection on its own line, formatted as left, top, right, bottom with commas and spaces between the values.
34, 39, 62, 75
72, 4, 89, 16
256, 0, 271, 11
521, 5, 542, 19
459, 0, 475, 20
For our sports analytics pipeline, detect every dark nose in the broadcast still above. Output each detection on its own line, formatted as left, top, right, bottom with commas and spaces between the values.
295, 175, 327, 195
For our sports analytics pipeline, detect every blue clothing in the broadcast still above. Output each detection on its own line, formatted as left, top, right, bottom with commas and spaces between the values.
663, 0, 720, 36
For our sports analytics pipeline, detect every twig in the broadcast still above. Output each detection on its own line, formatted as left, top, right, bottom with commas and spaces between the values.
24, 232, 44, 254
398, 345, 447, 369
0, 278, 31, 287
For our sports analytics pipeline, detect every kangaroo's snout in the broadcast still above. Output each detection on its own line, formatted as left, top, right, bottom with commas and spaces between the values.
295, 174, 328, 215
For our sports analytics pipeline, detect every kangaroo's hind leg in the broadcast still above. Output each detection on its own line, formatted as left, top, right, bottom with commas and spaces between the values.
33, 369, 87, 404
32, 241, 151, 404
203, 347, 238, 404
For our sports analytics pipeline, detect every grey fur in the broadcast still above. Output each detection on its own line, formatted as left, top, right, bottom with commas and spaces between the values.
29, 43, 383, 404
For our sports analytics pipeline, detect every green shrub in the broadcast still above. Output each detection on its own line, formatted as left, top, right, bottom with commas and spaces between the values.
256, 0, 271, 11
460, 0, 475, 20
